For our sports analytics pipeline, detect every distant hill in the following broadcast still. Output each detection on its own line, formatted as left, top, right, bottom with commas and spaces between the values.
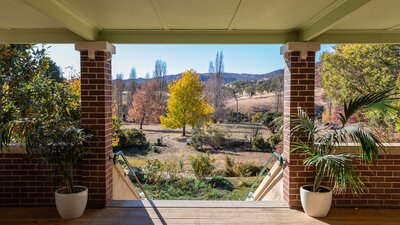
118, 69, 283, 85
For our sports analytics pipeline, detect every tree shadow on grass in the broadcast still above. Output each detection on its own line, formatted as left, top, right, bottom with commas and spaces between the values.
195, 148, 241, 156
141, 128, 191, 136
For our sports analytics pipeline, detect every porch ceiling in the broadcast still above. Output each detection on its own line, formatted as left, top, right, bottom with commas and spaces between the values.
1, 0, 400, 44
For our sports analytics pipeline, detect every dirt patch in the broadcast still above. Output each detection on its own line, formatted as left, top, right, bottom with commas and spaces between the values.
122, 123, 271, 171
225, 93, 278, 114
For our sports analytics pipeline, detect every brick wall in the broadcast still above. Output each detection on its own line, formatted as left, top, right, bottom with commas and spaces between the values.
333, 148, 400, 208
0, 150, 81, 206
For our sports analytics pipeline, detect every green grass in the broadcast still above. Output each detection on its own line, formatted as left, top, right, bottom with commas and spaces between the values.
141, 176, 259, 201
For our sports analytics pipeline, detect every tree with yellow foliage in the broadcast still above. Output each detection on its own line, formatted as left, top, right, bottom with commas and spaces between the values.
160, 70, 214, 136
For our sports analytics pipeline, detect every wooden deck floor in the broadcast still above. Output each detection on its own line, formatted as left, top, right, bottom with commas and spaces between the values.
1, 206, 400, 225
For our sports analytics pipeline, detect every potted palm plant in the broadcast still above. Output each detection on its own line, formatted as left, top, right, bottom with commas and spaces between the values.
289, 90, 395, 217
29, 124, 91, 219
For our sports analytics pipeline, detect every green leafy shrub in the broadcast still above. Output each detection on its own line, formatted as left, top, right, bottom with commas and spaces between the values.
188, 127, 205, 150
143, 159, 165, 184
128, 167, 145, 184
206, 127, 229, 149
164, 160, 181, 180
118, 129, 149, 149
260, 112, 283, 133
189, 126, 230, 150
203, 189, 230, 200
148, 144, 161, 153
234, 162, 263, 177
224, 112, 249, 123
224, 139, 248, 148
223, 155, 235, 177
251, 112, 264, 123
29, 125, 90, 194
142, 177, 235, 200
221, 155, 263, 177
251, 135, 269, 151
209, 176, 234, 191
112, 114, 123, 147
189, 152, 215, 179
266, 132, 281, 149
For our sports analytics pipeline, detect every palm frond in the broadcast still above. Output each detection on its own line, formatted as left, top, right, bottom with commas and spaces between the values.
289, 108, 319, 142
304, 152, 365, 195
270, 115, 283, 134
317, 123, 383, 163
338, 89, 395, 126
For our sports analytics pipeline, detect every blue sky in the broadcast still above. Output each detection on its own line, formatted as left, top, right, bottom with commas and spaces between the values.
47, 44, 333, 79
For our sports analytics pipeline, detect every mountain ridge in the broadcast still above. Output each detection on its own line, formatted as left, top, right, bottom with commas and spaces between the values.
117, 69, 283, 84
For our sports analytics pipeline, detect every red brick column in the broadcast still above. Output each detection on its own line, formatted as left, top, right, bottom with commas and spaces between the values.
280, 42, 320, 207
75, 42, 115, 208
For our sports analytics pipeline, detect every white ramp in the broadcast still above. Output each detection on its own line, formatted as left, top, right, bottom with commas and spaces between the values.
112, 164, 141, 200
252, 160, 284, 201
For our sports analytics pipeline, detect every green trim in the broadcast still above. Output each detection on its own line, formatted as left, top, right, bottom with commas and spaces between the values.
312, 30, 400, 44
1, 28, 400, 44
23, 0, 98, 40
0, 29, 85, 44
98, 30, 298, 44
299, 0, 371, 41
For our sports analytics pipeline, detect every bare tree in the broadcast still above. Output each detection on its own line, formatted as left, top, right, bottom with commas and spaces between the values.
128, 80, 163, 130
114, 73, 125, 118
153, 59, 167, 103
272, 76, 284, 112
205, 51, 225, 121
126, 67, 137, 115
224, 85, 240, 122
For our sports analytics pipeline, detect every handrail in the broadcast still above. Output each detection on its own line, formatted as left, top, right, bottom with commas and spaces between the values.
113, 150, 151, 200
246, 151, 284, 200
272, 151, 284, 166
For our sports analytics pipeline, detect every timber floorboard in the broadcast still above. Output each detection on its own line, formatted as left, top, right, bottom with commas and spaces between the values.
0, 207, 399, 225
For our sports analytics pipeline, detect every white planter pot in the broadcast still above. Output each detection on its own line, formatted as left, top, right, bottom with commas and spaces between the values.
300, 185, 332, 217
55, 186, 88, 219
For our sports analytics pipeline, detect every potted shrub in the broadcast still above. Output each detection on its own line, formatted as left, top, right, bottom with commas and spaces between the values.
30, 125, 91, 219
289, 90, 394, 217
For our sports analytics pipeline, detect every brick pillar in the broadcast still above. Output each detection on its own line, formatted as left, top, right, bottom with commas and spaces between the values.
75, 42, 116, 208
280, 42, 320, 207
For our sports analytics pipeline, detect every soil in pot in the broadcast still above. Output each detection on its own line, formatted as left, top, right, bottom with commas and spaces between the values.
302, 185, 331, 193
57, 186, 87, 194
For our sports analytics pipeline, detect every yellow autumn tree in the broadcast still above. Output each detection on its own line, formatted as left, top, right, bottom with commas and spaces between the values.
160, 70, 214, 136
66, 78, 81, 109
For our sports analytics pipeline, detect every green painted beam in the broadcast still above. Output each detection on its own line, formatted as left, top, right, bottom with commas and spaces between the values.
98, 30, 299, 44
1, 28, 400, 44
312, 30, 400, 44
23, 0, 98, 40
299, 0, 371, 41
0, 29, 85, 44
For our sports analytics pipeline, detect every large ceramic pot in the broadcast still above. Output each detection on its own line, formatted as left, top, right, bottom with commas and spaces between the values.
300, 185, 332, 217
55, 185, 88, 219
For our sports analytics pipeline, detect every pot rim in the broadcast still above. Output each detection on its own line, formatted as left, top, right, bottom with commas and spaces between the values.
300, 184, 332, 193
55, 185, 88, 195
